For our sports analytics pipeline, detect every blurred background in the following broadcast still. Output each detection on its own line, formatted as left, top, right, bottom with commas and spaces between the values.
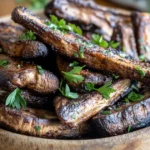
0, 0, 149, 17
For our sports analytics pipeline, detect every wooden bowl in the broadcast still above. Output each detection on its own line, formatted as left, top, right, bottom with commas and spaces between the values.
0, 127, 150, 150
0, 5, 149, 150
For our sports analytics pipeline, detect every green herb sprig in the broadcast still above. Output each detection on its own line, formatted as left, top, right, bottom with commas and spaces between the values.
136, 66, 145, 78
46, 15, 82, 35
5, 88, 26, 109
19, 30, 36, 41
59, 80, 79, 99
62, 65, 85, 83
0, 60, 8, 67
85, 81, 116, 99
37, 66, 45, 75
34, 126, 41, 133
91, 34, 120, 49
125, 91, 144, 103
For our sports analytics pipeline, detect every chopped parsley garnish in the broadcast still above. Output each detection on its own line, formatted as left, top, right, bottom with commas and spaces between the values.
71, 114, 76, 119
19, 30, 36, 41
101, 110, 111, 115
109, 41, 120, 49
139, 54, 146, 61
37, 65, 45, 75
136, 66, 145, 78
96, 81, 116, 99
91, 34, 120, 49
34, 126, 41, 132
112, 74, 120, 79
69, 61, 79, 67
85, 82, 95, 91
125, 91, 144, 103
59, 80, 79, 99
0, 60, 8, 67
46, 15, 82, 35
92, 34, 109, 48
5, 88, 26, 109
62, 66, 85, 83
73, 52, 79, 58
85, 81, 116, 99
131, 85, 139, 92
79, 46, 85, 58
127, 126, 132, 133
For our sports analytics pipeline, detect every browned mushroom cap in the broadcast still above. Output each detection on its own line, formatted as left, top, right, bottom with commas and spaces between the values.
0, 54, 59, 94
0, 23, 48, 59
0, 105, 92, 138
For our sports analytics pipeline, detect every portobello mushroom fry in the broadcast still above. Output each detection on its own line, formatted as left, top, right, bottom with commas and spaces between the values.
56, 55, 112, 92
92, 89, 150, 136
0, 54, 59, 94
45, 0, 130, 41
0, 22, 48, 59
11, 6, 150, 84
0, 105, 91, 139
54, 79, 131, 127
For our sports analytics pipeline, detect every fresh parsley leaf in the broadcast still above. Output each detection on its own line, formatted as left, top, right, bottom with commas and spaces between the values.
46, 15, 82, 35
37, 66, 45, 75
79, 46, 85, 58
92, 34, 109, 48
62, 66, 85, 83
136, 66, 145, 78
34, 126, 41, 132
85, 81, 115, 99
0, 60, 8, 67
96, 81, 116, 99
112, 74, 119, 79
73, 52, 79, 58
101, 110, 111, 115
85, 82, 95, 91
131, 85, 139, 92
5, 88, 26, 109
19, 30, 36, 41
59, 80, 79, 99
126, 91, 144, 102
69, 61, 79, 67
139, 54, 146, 61
71, 114, 76, 119
109, 41, 120, 49
127, 126, 132, 133
68, 23, 82, 35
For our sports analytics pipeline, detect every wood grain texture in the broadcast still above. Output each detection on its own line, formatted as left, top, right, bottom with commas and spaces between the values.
0, 127, 150, 150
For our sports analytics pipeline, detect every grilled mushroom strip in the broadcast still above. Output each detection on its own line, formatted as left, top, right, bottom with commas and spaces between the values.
92, 89, 150, 137
45, 0, 130, 41
0, 23, 48, 59
54, 79, 131, 127
131, 12, 150, 61
12, 7, 150, 84
0, 105, 91, 138
111, 22, 138, 59
0, 54, 59, 94
57, 56, 112, 92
